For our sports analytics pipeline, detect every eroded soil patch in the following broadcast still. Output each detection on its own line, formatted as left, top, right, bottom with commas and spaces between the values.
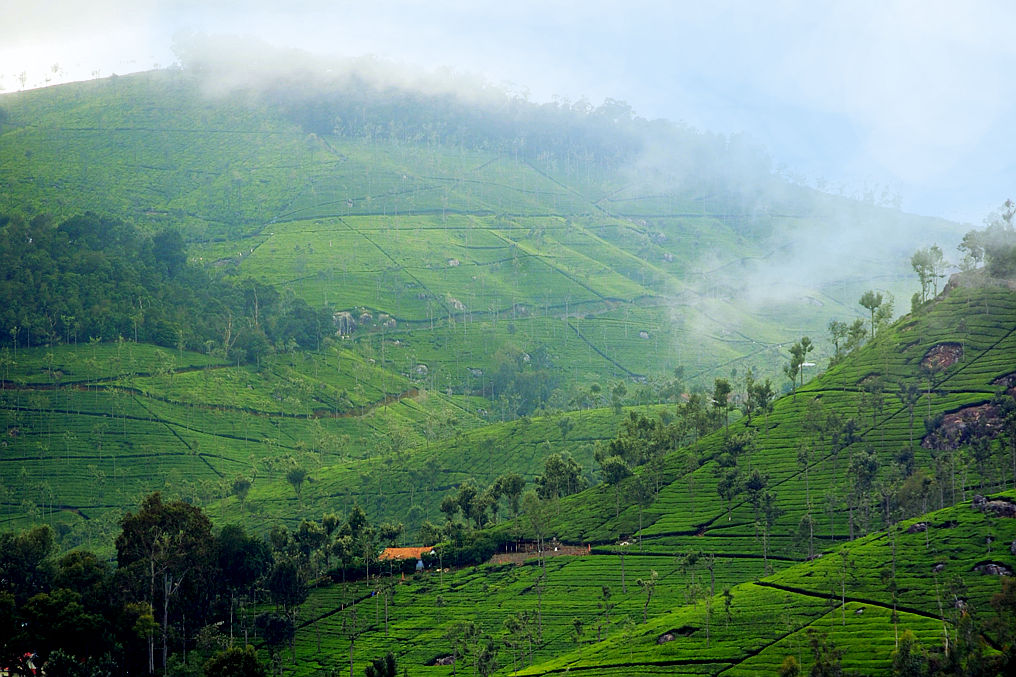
922, 342, 963, 370
992, 372, 1016, 397
658, 626, 698, 643
922, 404, 1003, 450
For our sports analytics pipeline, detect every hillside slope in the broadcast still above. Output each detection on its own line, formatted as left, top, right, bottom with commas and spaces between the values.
278, 280, 1016, 675
0, 70, 967, 544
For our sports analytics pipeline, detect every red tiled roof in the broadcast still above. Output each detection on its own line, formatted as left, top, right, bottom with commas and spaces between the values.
378, 546, 433, 561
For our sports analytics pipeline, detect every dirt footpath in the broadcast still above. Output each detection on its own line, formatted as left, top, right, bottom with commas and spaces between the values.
488, 543, 591, 565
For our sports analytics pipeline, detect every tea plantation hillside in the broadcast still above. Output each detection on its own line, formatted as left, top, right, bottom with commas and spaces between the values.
274, 280, 1016, 676
525, 280, 1016, 558
2, 67, 1010, 676
0, 68, 965, 547
0, 338, 491, 545
0, 69, 960, 395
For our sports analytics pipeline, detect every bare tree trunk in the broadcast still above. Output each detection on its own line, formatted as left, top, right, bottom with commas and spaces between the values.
163, 573, 170, 672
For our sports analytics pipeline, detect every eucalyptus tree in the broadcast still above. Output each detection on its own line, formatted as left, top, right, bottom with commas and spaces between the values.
828, 319, 848, 362
911, 245, 945, 303
785, 337, 813, 397
859, 290, 884, 338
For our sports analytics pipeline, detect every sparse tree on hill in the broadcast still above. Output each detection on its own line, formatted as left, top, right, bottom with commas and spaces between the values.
286, 467, 308, 506
778, 655, 800, 677
536, 453, 585, 500
597, 586, 614, 641
807, 628, 843, 676
493, 472, 526, 518
629, 474, 654, 550
785, 337, 813, 397
232, 476, 252, 517
859, 290, 884, 339
749, 378, 776, 428
958, 229, 986, 271
723, 587, 734, 628
899, 381, 921, 449
712, 378, 732, 428
846, 446, 879, 538
636, 569, 658, 623
845, 318, 867, 354
571, 616, 584, 645
828, 320, 848, 362
795, 512, 816, 560
911, 245, 945, 304
598, 455, 632, 518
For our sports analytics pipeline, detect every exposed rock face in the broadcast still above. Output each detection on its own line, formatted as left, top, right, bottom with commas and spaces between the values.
971, 495, 1016, 518
973, 561, 1013, 576
923, 405, 1004, 450
907, 522, 928, 534
932, 563, 946, 573
922, 342, 963, 370
1010, 540, 1016, 556
333, 311, 356, 335
992, 372, 1016, 397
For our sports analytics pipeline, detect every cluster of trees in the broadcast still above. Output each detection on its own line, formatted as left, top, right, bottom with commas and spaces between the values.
909, 199, 1016, 315
957, 199, 1016, 278
486, 346, 559, 418
267, 81, 647, 169
243, 71, 777, 229
596, 395, 724, 522
0, 213, 332, 361
421, 473, 529, 565
826, 290, 895, 368
0, 493, 406, 676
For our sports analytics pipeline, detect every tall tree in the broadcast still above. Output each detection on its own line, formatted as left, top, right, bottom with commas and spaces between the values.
115, 492, 214, 674
859, 290, 884, 338
712, 378, 732, 428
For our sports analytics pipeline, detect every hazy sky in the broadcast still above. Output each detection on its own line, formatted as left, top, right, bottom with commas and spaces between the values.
4, 0, 1015, 224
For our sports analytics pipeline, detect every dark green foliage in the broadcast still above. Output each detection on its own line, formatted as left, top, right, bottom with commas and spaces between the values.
806, 628, 843, 676
488, 346, 559, 417
536, 452, 586, 500
217, 524, 272, 593
203, 645, 267, 677
0, 524, 54, 603
20, 587, 104, 663
891, 629, 927, 677
257, 612, 296, 650
0, 494, 279, 675
42, 649, 117, 677
0, 212, 330, 357
363, 652, 397, 677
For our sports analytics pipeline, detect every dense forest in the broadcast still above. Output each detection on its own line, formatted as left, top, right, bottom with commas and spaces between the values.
0, 212, 331, 360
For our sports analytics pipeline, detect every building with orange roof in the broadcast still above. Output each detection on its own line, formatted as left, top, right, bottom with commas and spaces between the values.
378, 546, 434, 561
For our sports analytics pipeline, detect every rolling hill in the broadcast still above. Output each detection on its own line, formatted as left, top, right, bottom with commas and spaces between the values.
0, 67, 965, 545
277, 274, 1016, 676
2, 64, 1012, 676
